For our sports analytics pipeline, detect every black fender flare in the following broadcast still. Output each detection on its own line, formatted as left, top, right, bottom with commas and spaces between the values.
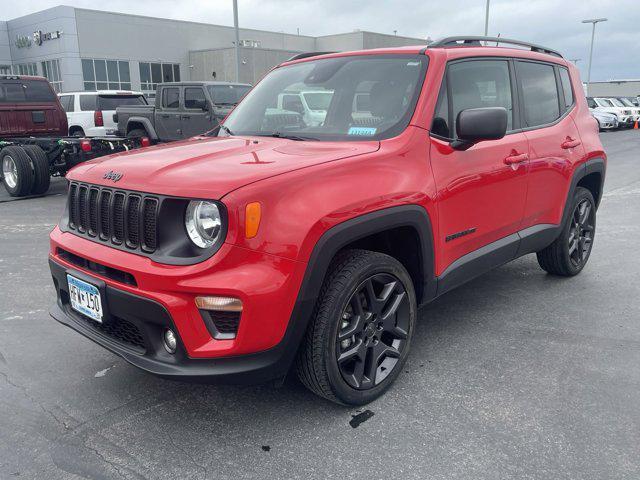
561, 157, 606, 228
126, 116, 158, 140
275, 205, 437, 375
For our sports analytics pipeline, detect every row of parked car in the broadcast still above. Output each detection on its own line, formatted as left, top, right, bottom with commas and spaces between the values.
588, 96, 640, 130
0, 76, 250, 197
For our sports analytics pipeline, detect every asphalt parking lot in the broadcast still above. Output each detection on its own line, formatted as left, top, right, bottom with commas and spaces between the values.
1, 129, 639, 480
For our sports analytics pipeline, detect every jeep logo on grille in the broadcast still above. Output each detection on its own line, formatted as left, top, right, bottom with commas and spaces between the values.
103, 171, 123, 182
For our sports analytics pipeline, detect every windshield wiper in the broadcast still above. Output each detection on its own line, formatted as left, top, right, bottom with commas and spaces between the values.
268, 131, 319, 141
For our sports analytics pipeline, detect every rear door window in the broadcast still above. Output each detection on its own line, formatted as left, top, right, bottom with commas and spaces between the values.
80, 95, 98, 111
516, 61, 561, 127
184, 88, 207, 109
162, 88, 180, 109
97, 95, 147, 110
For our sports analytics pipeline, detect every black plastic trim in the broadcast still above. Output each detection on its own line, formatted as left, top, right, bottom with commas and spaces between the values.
49, 258, 290, 384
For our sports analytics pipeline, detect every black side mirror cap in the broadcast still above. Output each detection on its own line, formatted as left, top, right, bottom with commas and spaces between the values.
451, 107, 508, 150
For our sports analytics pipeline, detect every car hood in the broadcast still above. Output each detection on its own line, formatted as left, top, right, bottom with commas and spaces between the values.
68, 135, 380, 198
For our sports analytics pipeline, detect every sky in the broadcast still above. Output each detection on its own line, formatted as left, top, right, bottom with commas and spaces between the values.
4, 0, 640, 81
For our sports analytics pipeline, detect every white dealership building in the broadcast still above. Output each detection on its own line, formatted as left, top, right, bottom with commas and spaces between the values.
0, 6, 425, 94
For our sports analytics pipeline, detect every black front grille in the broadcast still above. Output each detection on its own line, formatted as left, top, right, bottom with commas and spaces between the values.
68, 182, 158, 253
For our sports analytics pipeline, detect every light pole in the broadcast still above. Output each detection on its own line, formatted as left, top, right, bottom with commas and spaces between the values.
233, 0, 241, 82
582, 18, 607, 96
484, 0, 490, 36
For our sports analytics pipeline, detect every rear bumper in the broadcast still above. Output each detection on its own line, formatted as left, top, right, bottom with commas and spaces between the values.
49, 257, 302, 384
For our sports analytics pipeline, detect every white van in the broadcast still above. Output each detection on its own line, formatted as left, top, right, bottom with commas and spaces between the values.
58, 91, 147, 137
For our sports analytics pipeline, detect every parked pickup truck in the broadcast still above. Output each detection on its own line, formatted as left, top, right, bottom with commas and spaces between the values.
1, 75, 147, 197
114, 81, 251, 142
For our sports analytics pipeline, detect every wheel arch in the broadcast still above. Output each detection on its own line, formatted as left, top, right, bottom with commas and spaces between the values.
126, 117, 157, 140
299, 205, 436, 307
562, 158, 606, 227
276, 205, 436, 378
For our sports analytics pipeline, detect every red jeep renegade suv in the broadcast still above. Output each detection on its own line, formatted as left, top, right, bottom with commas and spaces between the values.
49, 37, 606, 405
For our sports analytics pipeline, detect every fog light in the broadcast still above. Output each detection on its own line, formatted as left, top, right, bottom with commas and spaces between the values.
195, 296, 243, 312
163, 328, 177, 354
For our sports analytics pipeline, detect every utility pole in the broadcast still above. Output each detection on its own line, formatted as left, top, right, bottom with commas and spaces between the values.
582, 18, 607, 96
484, 0, 490, 36
233, 0, 241, 82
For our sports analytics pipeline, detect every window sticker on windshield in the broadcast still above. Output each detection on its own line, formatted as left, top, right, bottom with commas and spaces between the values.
407, 61, 421, 66
348, 127, 377, 136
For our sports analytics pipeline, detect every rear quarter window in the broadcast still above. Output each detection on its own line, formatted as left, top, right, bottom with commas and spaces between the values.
559, 68, 574, 109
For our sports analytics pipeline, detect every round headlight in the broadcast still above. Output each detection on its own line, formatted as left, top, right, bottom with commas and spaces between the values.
185, 201, 222, 248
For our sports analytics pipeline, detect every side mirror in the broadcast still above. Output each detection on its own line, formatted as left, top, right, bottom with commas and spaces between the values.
451, 107, 508, 150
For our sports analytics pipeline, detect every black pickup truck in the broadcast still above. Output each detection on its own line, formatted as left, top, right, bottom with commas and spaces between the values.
114, 81, 251, 142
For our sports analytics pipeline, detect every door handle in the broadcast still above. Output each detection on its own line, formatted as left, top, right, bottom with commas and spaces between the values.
181, 115, 191, 119
161, 114, 170, 118
561, 137, 581, 149
504, 152, 529, 165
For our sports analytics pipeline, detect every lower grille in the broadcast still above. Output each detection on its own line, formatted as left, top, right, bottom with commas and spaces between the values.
77, 314, 146, 353
201, 310, 241, 339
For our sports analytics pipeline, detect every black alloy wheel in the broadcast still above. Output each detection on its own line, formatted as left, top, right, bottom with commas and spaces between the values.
336, 273, 410, 389
568, 198, 595, 269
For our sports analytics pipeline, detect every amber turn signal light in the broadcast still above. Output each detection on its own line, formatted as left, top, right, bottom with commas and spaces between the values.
195, 296, 243, 312
245, 202, 261, 239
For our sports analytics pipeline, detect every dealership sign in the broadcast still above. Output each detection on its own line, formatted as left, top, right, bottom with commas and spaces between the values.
15, 30, 63, 48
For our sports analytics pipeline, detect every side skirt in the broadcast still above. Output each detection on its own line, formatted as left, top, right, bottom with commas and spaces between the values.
435, 223, 559, 298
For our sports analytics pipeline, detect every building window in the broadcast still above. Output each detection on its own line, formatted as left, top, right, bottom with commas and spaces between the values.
41, 60, 62, 92
12, 63, 39, 76
82, 59, 132, 91
139, 62, 180, 93
0, 65, 11, 75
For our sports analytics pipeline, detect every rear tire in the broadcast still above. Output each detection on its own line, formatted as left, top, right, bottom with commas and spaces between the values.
22, 145, 51, 195
536, 186, 596, 276
70, 127, 85, 137
127, 128, 147, 140
295, 249, 417, 405
1, 146, 34, 197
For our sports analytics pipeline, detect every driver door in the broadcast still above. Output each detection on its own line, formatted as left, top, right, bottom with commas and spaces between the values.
429, 59, 529, 277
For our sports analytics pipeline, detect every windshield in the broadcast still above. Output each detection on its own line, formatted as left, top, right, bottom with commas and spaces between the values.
220, 55, 427, 141
618, 98, 634, 107
97, 95, 147, 110
207, 85, 251, 105
610, 98, 624, 107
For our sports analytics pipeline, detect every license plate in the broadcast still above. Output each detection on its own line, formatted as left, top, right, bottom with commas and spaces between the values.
67, 274, 103, 323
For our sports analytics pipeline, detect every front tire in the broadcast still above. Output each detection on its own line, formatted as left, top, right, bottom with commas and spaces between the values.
127, 128, 147, 140
296, 249, 417, 405
537, 186, 596, 276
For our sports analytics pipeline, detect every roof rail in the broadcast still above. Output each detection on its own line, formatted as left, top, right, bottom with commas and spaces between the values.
287, 51, 337, 62
427, 36, 563, 58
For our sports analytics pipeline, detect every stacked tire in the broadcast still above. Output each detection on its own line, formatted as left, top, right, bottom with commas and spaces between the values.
1, 145, 50, 197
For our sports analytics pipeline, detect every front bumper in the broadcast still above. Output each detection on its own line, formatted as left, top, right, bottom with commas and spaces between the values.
48, 228, 309, 384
